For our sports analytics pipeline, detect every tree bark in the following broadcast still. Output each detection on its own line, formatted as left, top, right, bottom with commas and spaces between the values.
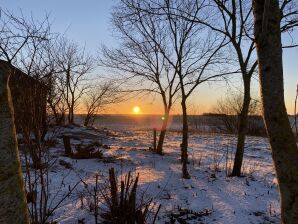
84, 116, 90, 127
63, 136, 72, 156
253, 0, 298, 223
69, 96, 75, 124
156, 109, 170, 155
231, 75, 251, 176
0, 63, 29, 223
181, 98, 190, 179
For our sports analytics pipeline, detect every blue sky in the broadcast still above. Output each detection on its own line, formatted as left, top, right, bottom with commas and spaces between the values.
1, 0, 297, 114
0, 0, 117, 52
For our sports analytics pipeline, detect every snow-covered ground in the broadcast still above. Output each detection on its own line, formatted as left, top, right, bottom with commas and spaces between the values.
24, 126, 280, 224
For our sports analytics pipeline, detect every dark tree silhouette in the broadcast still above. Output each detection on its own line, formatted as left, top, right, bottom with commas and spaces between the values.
253, 0, 298, 222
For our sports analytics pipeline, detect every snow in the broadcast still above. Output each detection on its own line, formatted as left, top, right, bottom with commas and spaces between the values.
23, 125, 281, 223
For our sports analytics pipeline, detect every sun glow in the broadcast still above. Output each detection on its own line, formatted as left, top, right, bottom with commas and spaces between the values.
132, 106, 141, 114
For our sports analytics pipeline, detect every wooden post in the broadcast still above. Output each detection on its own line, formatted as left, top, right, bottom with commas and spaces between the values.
63, 135, 72, 156
153, 128, 157, 152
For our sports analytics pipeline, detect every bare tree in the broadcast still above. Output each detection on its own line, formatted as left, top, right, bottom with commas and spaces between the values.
205, 0, 298, 176
39, 40, 68, 126
152, 0, 230, 178
54, 38, 94, 124
144, 0, 298, 176
167, 0, 298, 176
192, 0, 265, 177
117, 0, 232, 178
47, 72, 68, 125
253, 0, 298, 222
101, 2, 181, 155
83, 81, 122, 126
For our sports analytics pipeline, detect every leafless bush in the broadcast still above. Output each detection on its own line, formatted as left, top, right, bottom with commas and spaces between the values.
241, 161, 258, 179
210, 147, 225, 173
78, 173, 102, 224
213, 93, 266, 136
16, 82, 78, 223
22, 128, 79, 224
17, 79, 49, 168
224, 145, 233, 177
190, 149, 204, 169
188, 105, 201, 130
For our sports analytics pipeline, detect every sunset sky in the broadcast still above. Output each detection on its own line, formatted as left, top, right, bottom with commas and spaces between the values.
2, 0, 297, 115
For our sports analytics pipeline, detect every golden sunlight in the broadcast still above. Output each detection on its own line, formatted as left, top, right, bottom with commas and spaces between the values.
132, 106, 141, 114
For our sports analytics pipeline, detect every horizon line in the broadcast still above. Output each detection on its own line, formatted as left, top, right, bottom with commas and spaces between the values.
75, 113, 297, 116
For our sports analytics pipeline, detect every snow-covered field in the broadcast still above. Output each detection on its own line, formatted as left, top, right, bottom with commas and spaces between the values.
25, 125, 281, 224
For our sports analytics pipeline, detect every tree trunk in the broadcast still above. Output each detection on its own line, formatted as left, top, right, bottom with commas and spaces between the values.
60, 111, 66, 125
231, 75, 251, 176
68, 104, 74, 124
69, 96, 75, 124
0, 63, 29, 223
63, 136, 72, 156
253, 0, 298, 223
84, 114, 91, 127
181, 98, 190, 179
156, 109, 170, 155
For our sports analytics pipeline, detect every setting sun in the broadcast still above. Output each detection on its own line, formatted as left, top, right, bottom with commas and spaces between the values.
132, 106, 141, 114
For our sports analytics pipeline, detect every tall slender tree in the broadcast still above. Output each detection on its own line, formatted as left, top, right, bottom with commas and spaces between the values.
253, 0, 298, 222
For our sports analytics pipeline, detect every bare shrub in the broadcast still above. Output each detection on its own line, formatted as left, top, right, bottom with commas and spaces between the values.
190, 149, 204, 169
210, 147, 225, 173
224, 145, 233, 177
22, 129, 79, 224
213, 92, 266, 136
241, 160, 257, 179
